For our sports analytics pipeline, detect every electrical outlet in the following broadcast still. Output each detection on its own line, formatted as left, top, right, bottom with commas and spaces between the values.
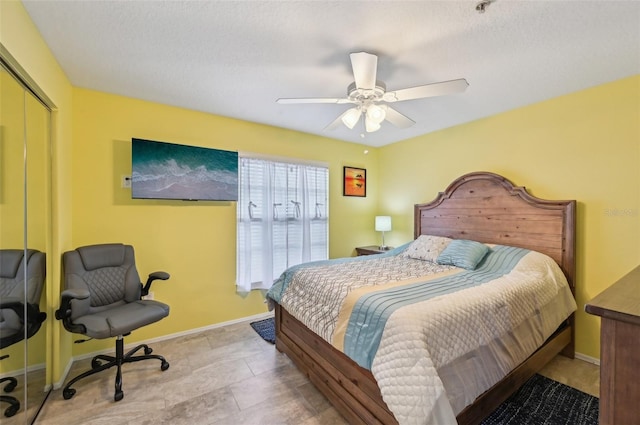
121, 175, 131, 188
142, 292, 154, 300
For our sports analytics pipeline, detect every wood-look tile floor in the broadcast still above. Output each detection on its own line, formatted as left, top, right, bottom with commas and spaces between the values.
34, 320, 599, 425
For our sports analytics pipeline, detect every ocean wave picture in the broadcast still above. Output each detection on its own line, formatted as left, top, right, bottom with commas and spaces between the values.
131, 138, 238, 201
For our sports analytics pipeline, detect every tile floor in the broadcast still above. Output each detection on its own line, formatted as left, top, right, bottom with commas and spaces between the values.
31, 320, 599, 425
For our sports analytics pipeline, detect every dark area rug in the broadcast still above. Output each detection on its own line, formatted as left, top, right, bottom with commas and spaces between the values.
250, 317, 275, 344
248, 317, 598, 424
481, 373, 599, 425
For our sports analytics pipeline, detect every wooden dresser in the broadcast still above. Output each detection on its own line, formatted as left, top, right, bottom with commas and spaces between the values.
585, 265, 640, 425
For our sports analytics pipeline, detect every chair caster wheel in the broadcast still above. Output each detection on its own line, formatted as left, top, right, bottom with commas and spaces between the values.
144, 346, 153, 355
161, 361, 170, 371
4, 403, 19, 417
3, 381, 16, 393
114, 391, 124, 402
63, 388, 76, 400
91, 359, 102, 369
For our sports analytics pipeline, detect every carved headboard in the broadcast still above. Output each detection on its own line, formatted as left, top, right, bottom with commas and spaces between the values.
414, 172, 576, 290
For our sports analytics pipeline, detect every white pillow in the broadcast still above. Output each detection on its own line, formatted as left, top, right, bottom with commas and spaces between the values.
402, 235, 452, 262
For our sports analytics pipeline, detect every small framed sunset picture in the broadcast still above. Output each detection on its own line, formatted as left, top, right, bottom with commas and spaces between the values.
343, 166, 366, 197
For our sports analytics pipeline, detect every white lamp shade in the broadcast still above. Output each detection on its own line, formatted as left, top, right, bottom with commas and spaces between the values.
364, 104, 386, 132
365, 118, 381, 133
366, 104, 386, 123
342, 107, 362, 129
375, 216, 392, 232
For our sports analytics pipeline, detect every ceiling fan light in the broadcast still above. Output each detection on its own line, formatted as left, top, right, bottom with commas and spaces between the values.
365, 117, 381, 132
366, 104, 386, 124
342, 107, 362, 129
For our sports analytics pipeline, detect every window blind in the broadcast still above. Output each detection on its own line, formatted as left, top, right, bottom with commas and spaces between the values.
236, 157, 328, 292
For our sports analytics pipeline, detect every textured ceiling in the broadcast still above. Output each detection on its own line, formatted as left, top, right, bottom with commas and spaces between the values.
22, 0, 640, 147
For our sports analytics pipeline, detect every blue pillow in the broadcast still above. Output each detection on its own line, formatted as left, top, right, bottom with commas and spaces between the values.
436, 239, 490, 270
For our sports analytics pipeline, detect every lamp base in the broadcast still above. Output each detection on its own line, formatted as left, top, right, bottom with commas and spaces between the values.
378, 245, 389, 251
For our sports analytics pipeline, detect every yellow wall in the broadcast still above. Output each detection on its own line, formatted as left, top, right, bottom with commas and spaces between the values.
379, 75, 640, 359
70, 88, 380, 356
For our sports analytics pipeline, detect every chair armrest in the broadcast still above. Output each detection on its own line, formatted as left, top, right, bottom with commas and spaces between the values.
141, 271, 170, 297
55, 288, 90, 320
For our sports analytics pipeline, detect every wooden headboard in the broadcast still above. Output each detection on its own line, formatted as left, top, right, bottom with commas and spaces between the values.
415, 172, 576, 291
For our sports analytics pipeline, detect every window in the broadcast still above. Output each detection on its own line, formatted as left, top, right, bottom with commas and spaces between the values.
236, 156, 329, 292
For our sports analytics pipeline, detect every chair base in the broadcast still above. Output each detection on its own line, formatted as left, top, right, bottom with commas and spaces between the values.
0, 376, 20, 417
62, 336, 169, 402
0, 395, 20, 417
0, 377, 17, 393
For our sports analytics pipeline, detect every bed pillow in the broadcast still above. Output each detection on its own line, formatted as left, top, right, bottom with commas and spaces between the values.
436, 239, 490, 270
402, 235, 452, 262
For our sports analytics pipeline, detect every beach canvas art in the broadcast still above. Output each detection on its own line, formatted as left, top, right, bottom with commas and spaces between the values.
131, 138, 238, 201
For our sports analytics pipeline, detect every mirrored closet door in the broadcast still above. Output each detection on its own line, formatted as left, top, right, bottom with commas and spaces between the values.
0, 55, 51, 425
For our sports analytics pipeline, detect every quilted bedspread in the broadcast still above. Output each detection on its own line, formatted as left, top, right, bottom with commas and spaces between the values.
267, 244, 577, 425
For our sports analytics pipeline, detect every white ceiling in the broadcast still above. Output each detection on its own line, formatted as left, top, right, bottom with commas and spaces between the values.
22, 0, 640, 147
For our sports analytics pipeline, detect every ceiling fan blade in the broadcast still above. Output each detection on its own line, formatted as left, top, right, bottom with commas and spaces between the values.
350, 52, 377, 90
384, 106, 415, 129
383, 78, 469, 102
277, 97, 353, 104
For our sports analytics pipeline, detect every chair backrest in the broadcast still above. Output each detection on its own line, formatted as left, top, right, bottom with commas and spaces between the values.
0, 249, 46, 347
63, 244, 142, 314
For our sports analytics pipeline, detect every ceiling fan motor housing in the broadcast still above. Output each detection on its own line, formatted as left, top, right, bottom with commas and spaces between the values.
347, 81, 387, 103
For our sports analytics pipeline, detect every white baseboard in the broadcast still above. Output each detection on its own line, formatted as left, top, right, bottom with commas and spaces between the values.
575, 351, 600, 366
52, 311, 274, 390
0, 362, 45, 380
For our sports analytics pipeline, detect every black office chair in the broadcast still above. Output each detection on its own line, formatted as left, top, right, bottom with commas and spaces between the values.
55, 243, 170, 402
0, 249, 47, 417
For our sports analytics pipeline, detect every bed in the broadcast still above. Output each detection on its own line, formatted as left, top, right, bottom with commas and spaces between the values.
267, 171, 576, 425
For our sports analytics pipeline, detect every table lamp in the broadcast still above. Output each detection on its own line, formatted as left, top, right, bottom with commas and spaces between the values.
375, 216, 392, 250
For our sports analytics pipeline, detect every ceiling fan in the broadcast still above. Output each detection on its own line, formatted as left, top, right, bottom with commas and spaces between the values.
276, 52, 469, 133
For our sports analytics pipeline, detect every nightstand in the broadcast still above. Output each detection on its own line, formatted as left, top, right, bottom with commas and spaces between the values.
355, 245, 393, 256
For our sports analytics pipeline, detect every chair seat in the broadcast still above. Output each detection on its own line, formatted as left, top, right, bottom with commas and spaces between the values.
74, 300, 169, 339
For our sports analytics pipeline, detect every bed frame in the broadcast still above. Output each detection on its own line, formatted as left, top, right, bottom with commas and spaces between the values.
274, 171, 576, 424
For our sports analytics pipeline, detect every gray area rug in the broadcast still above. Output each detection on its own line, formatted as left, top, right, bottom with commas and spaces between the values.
481, 373, 598, 425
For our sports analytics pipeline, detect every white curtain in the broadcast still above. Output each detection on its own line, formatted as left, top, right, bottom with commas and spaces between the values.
236, 157, 328, 292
